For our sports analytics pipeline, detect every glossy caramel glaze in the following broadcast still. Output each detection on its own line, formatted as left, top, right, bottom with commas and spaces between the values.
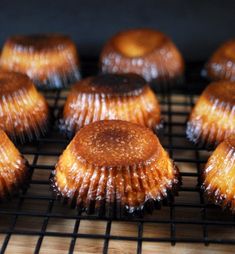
0, 129, 30, 199
60, 74, 161, 137
52, 120, 179, 216
186, 81, 235, 148
202, 135, 235, 212
0, 71, 50, 143
206, 39, 235, 81
100, 28, 184, 82
0, 34, 80, 88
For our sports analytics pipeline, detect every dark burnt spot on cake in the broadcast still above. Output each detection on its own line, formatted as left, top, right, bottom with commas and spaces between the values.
204, 81, 235, 106
0, 71, 33, 95
72, 120, 159, 167
6, 34, 72, 52
72, 73, 147, 96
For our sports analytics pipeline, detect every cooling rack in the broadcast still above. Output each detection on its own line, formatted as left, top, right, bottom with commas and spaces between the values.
0, 57, 234, 254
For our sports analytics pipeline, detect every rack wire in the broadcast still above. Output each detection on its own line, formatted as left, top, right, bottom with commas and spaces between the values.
0, 57, 234, 254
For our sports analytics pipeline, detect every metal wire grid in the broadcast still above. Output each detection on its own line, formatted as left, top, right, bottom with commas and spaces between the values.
0, 59, 234, 254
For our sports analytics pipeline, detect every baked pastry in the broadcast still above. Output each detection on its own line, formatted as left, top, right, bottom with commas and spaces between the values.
59, 73, 162, 137
0, 71, 50, 143
0, 129, 30, 200
0, 34, 80, 89
52, 120, 179, 216
100, 28, 184, 83
206, 39, 235, 81
202, 135, 235, 212
186, 81, 235, 148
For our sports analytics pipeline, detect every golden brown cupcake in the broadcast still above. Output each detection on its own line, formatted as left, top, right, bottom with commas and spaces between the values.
186, 81, 235, 148
59, 73, 162, 137
202, 135, 235, 212
0, 34, 80, 88
100, 28, 184, 83
206, 39, 235, 81
0, 129, 30, 200
52, 120, 179, 216
0, 71, 50, 143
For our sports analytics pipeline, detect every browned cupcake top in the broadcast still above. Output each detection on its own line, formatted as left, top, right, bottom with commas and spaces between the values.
70, 120, 160, 167
5, 34, 74, 52
71, 73, 147, 95
223, 40, 235, 60
111, 28, 168, 58
0, 71, 33, 95
226, 135, 235, 149
203, 81, 235, 105
213, 39, 235, 60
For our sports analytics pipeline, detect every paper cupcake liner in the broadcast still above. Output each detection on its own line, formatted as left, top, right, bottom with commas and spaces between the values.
0, 155, 32, 202
58, 86, 162, 138
50, 163, 180, 218
201, 136, 235, 212
34, 67, 81, 90
186, 82, 235, 149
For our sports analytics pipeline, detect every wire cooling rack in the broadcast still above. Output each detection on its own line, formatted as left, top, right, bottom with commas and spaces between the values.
0, 58, 235, 254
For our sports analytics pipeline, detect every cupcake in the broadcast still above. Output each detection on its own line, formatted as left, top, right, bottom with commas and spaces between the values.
0, 34, 80, 89
100, 28, 184, 83
186, 81, 235, 148
206, 39, 235, 81
59, 73, 162, 137
0, 71, 50, 143
202, 135, 235, 212
52, 120, 179, 216
0, 129, 30, 200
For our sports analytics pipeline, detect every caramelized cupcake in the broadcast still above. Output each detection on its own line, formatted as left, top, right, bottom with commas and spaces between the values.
202, 135, 235, 212
0, 71, 50, 143
52, 120, 179, 216
100, 28, 184, 83
186, 81, 235, 148
0, 129, 30, 200
0, 34, 80, 89
59, 73, 162, 137
206, 39, 235, 81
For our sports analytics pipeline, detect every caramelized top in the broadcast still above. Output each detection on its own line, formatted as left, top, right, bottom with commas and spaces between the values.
224, 40, 235, 60
71, 120, 160, 167
215, 39, 235, 60
112, 28, 167, 57
71, 73, 147, 95
226, 135, 235, 149
0, 128, 11, 147
203, 81, 235, 105
5, 34, 74, 52
0, 129, 21, 164
0, 71, 33, 95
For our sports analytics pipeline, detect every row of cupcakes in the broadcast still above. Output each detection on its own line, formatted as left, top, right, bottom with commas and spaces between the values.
0, 28, 235, 90
0, 29, 234, 217
0, 115, 234, 216
0, 69, 233, 147
0, 68, 234, 216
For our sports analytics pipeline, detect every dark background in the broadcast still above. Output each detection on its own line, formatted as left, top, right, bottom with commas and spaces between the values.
0, 0, 234, 61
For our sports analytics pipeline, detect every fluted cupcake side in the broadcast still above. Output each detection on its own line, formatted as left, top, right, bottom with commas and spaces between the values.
186, 82, 235, 148
52, 120, 180, 217
0, 34, 80, 89
0, 129, 31, 200
0, 71, 50, 143
61, 87, 161, 136
206, 40, 235, 82
202, 136, 235, 212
